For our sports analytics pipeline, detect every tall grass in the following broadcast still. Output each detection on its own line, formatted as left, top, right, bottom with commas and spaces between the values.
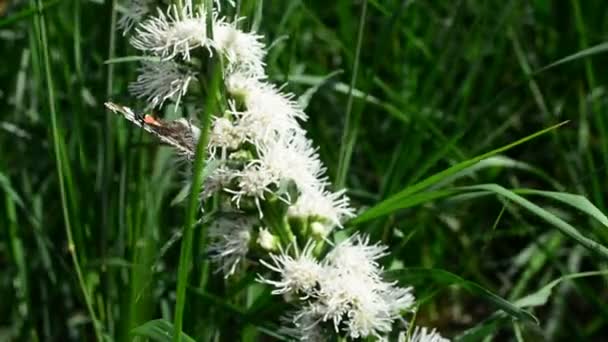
2, 0, 608, 340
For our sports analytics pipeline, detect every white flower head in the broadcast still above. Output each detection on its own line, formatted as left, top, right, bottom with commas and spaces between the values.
226, 161, 280, 216
258, 242, 323, 297
325, 235, 389, 278
117, 0, 153, 34
208, 216, 256, 277
226, 76, 306, 143
214, 20, 266, 78
292, 235, 416, 339
288, 188, 355, 230
131, 3, 212, 60
128, 60, 196, 108
344, 286, 394, 339
255, 134, 326, 193
314, 270, 415, 339
400, 327, 450, 342
208, 115, 245, 154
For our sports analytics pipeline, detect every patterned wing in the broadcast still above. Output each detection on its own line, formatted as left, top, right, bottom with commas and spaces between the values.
105, 102, 198, 159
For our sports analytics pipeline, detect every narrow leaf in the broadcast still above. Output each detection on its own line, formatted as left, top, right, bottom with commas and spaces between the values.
385, 268, 538, 323
534, 42, 608, 74
515, 270, 608, 308
462, 184, 608, 260
131, 319, 196, 342
515, 189, 608, 228
352, 122, 567, 224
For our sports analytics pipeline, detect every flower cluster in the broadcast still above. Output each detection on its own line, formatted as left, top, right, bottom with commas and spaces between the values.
111, 1, 449, 340
259, 236, 416, 339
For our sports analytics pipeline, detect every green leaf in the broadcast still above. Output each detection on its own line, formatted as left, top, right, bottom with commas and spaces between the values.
514, 189, 608, 229
297, 70, 343, 110
349, 189, 460, 224
351, 122, 567, 224
515, 270, 608, 308
432, 155, 563, 191
0, 172, 25, 209
385, 268, 538, 323
131, 319, 196, 342
455, 270, 608, 341
454, 315, 510, 342
187, 287, 289, 341
104, 56, 162, 64
534, 42, 608, 74
461, 184, 608, 260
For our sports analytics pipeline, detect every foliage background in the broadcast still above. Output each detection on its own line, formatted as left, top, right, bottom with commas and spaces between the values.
1, 0, 608, 340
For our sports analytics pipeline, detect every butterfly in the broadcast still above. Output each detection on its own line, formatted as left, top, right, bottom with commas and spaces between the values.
105, 102, 201, 159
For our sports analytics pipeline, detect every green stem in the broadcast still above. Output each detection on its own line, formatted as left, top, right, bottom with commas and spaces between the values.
34, 0, 103, 340
173, 2, 217, 338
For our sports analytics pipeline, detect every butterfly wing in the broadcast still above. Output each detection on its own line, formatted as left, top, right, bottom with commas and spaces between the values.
105, 102, 196, 159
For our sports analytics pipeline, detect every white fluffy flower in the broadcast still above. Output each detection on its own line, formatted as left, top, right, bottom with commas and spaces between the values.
128, 60, 196, 107
226, 75, 306, 143
255, 135, 326, 193
131, 4, 211, 60
208, 116, 245, 153
227, 161, 280, 216
259, 243, 323, 296
208, 216, 255, 277
313, 236, 415, 338
214, 20, 266, 78
342, 283, 394, 338
325, 235, 388, 278
262, 236, 415, 340
317, 271, 414, 338
399, 327, 450, 342
117, 0, 153, 34
288, 188, 355, 229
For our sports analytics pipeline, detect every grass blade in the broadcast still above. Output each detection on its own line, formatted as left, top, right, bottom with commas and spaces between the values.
385, 268, 538, 323
335, 0, 368, 188
461, 184, 608, 260
351, 122, 567, 224
34, 0, 103, 339
132, 319, 196, 342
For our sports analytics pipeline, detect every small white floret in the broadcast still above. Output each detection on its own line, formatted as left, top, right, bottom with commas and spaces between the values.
208, 216, 255, 277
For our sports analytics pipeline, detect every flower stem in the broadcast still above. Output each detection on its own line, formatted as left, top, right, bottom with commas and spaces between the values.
173, 4, 219, 337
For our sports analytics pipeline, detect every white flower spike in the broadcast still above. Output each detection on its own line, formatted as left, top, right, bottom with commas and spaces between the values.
128, 60, 196, 108
214, 20, 266, 79
131, 3, 211, 61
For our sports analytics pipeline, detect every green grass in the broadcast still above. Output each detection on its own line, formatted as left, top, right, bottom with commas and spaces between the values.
2, 0, 608, 340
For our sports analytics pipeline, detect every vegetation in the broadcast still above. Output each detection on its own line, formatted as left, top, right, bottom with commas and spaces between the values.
2, 0, 608, 340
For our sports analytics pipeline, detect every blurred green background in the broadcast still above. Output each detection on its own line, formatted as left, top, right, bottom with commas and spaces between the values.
2, 0, 608, 340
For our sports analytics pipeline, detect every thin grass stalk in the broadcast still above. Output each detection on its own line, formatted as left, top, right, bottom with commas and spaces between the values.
336, 0, 367, 189
172, 70, 219, 340
34, 0, 103, 339
173, 2, 217, 339
570, 0, 608, 211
